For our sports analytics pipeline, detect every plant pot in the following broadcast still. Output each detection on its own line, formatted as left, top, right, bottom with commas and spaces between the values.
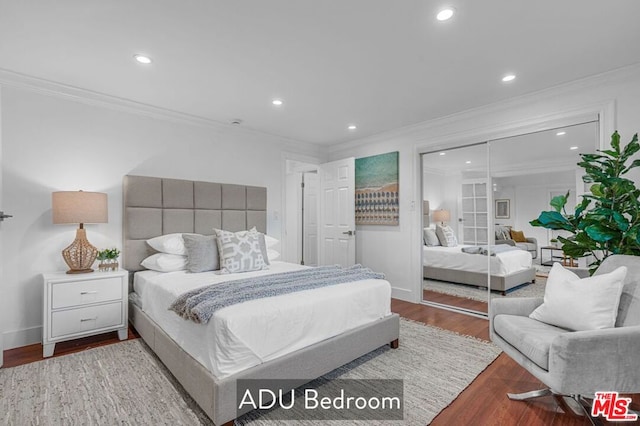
98, 260, 119, 272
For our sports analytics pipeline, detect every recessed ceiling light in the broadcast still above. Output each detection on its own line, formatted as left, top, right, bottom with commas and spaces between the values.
439, 152, 446, 156
556, 131, 566, 136
502, 74, 516, 83
465, 160, 471, 164
436, 8, 455, 21
272, 99, 283, 106
570, 146, 578, 150
133, 54, 152, 64
347, 124, 357, 131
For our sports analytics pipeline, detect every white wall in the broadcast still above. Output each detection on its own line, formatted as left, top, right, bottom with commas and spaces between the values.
0, 86, 4, 366
0, 86, 324, 349
329, 65, 640, 303
495, 171, 576, 247
422, 169, 454, 226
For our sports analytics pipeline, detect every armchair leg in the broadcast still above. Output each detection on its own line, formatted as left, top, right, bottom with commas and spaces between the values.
507, 388, 552, 400
573, 396, 604, 426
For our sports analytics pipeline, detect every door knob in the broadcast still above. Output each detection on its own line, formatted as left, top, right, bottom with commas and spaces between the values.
342, 230, 355, 236
0, 211, 13, 222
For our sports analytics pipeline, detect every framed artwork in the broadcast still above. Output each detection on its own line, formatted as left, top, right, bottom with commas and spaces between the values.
495, 199, 510, 219
355, 151, 399, 225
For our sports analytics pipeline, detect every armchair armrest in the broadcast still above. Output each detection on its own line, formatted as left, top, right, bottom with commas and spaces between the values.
525, 237, 537, 245
495, 239, 516, 247
490, 297, 543, 322
549, 325, 640, 394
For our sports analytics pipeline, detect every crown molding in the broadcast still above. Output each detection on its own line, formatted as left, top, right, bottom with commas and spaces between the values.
0, 67, 322, 155
328, 62, 639, 155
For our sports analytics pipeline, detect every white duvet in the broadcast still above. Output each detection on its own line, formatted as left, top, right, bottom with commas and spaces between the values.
423, 245, 532, 276
133, 261, 391, 379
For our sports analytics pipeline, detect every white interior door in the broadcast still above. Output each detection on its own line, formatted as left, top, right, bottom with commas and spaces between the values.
302, 172, 319, 266
319, 158, 356, 267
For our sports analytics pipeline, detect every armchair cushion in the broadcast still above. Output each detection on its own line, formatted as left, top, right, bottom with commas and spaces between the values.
494, 314, 571, 370
530, 263, 627, 331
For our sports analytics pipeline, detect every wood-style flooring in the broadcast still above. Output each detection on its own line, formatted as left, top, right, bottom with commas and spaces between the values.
4, 299, 638, 425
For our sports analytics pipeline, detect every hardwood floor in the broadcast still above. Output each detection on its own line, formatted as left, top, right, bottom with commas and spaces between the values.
2, 327, 139, 368
3, 300, 638, 425
393, 298, 639, 426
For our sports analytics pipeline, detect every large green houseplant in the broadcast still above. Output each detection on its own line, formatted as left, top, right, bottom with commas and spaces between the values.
530, 131, 640, 273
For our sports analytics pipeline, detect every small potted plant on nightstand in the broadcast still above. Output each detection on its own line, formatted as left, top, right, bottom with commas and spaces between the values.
97, 248, 121, 272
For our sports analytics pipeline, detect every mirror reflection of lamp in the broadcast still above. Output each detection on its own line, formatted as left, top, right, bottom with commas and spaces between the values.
433, 209, 450, 226
52, 191, 108, 274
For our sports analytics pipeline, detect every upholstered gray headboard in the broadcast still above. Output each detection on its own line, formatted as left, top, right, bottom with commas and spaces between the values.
123, 175, 267, 273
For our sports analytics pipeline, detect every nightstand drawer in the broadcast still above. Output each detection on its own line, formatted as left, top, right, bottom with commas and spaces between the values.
52, 277, 123, 309
51, 302, 123, 338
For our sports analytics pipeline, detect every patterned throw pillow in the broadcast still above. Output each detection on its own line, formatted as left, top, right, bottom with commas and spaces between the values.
435, 224, 458, 247
214, 228, 267, 274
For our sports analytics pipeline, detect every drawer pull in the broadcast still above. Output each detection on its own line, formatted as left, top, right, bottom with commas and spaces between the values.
80, 291, 98, 295
80, 317, 97, 322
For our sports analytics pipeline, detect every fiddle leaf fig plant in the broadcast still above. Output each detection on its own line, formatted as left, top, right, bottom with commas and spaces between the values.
530, 131, 640, 274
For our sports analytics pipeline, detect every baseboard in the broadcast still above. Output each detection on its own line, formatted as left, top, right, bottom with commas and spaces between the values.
3, 326, 42, 350
391, 286, 414, 302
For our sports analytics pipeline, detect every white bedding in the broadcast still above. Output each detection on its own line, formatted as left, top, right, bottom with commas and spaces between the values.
423, 245, 532, 276
133, 261, 391, 379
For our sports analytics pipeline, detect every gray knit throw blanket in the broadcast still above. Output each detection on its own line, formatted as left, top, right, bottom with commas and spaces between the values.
170, 264, 385, 324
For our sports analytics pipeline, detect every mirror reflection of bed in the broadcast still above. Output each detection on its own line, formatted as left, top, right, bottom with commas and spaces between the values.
421, 120, 599, 315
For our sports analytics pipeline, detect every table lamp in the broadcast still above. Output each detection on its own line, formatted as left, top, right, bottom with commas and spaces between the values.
433, 209, 450, 226
52, 191, 108, 274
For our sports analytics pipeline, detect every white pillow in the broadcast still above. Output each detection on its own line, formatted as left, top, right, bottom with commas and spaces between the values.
423, 228, 441, 246
141, 253, 187, 272
529, 263, 627, 331
267, 249, 281, 261
147, 233, 190, 255
264, 235, 279, 249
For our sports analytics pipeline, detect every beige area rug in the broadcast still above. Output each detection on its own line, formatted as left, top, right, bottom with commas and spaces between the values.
0, 319, 501, 426
425, 276, 547, 303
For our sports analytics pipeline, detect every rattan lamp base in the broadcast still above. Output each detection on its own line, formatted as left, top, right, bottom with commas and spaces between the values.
62, 226, 98, 274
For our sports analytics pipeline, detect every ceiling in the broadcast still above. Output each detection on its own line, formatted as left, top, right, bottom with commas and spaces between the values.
422, 120, 598, 176
1, 1, 639, 146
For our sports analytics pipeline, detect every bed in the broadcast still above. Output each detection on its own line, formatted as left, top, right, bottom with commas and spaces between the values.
423, 244, 536, 293
123, 175, 400, 425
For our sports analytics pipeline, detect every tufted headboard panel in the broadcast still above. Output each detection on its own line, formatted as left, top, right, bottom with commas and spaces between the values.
123, 175, 267, 273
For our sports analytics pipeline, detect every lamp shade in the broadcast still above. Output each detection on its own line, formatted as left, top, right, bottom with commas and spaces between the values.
52, 191, 108, 224
433, 209, 450, 224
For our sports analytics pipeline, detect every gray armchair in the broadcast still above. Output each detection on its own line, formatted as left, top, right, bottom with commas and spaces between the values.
490, 255, 640, 418
495, 225, 537, 259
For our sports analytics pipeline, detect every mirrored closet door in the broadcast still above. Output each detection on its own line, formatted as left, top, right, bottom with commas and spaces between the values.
487, 120, 599, 308
421, 119, 600, 317
421, 143, 490, 315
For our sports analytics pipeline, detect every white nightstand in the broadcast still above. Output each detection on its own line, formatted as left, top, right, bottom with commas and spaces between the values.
42, 269, 129, 357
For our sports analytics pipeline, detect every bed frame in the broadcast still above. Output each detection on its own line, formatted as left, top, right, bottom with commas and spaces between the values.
423, 265, 536, 294
123, 175, 400, 425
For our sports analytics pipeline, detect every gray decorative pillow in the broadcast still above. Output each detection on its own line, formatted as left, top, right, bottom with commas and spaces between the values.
436, 224, 457, 247
495, 225, 511, 241
182, 234, 219, 273
423, 228, 441, 246
214, 228, 267, 274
